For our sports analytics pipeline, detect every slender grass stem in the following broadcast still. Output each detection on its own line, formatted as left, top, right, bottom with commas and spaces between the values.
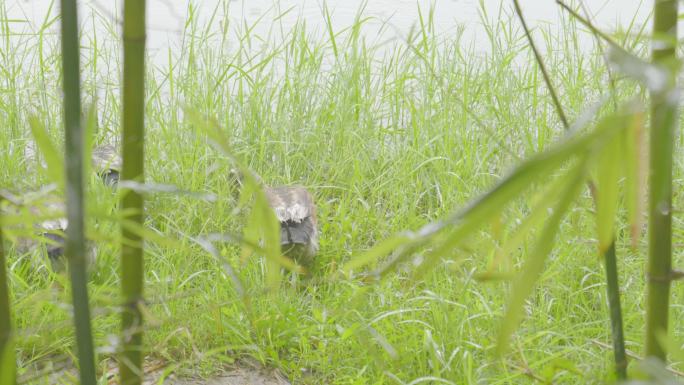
512, 0, 569, 130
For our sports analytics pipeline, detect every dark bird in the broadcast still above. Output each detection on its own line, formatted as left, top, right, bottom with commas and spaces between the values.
9, 195, 97, 271
91, 144, 122, 186
264, 186, 319, 269
12, 142, 118, 268
32, 199, 68, 267
24, 141, 121, 186
4, 193, 68, 267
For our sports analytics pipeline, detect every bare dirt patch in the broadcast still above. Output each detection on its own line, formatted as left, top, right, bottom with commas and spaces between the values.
21, 359, 291, 385
150, 368, 291, 385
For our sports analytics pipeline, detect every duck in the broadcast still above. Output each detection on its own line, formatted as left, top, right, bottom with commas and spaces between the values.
3, 190, 70, 269
264, 185, 318, 269
10, 144, 120, 267
230, 169, 319, 270
91, 144, 122, 186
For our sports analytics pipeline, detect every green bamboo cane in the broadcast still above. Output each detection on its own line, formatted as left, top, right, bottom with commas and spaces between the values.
60, 0, 97, 383
119, 1, 146, 384
645, 0, 678, 361
0, 198, 16, 384
604, 241, 627, 377
513, 0, 627, 378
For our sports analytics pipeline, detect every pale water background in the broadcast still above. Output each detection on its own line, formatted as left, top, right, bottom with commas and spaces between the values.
6, 0, 651, 65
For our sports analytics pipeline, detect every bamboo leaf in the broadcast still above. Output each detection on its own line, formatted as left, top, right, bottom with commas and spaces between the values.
607, 46, 670, 94
487, 169, 574, 277
28, 116, 64, 188
595, 130, 623, 253
623, 112, 646, 248
497, 159, 588, 354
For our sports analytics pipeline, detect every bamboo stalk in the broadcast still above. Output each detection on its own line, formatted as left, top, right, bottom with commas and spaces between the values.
645, 0, 678, 361
0, 197, 16, 384
513, 0, 627, 378
60, 0, 97, 383
604, 242, 627, 378
119, 1, 146, 384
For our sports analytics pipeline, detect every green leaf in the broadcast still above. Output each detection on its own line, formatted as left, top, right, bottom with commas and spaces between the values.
595, 129, 623, 253
607, 46, 670, 94
497, 159, 588, 354
28, 116, 64, 188
622, 112, 646, 248
83, 104, 97, 179
488, 170, 574, 277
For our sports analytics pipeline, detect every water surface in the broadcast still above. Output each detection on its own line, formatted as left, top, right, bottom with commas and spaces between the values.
6, 0, 651, 64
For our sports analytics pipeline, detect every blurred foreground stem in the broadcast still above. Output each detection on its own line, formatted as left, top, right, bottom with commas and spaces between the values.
119, 0, 146, 384
60, 0, 97, 383
645, 0, 678, 361
0, 200, 16, 384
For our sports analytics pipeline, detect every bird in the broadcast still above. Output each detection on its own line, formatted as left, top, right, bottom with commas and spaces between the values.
264, 186, 319, 270
91, 144, 122, 186
10, 143, 119, 268
31, 199, 70, 269
24, 141, 121, 187
4, 191, 69, 268
229, 168, 319, 271
8, 192, 101, 272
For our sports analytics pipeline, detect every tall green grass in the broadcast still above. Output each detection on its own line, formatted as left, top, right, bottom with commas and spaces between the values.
2, 1, 679, 384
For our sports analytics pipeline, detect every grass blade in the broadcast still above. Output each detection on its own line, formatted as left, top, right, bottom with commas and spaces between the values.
28, 116, 64, 187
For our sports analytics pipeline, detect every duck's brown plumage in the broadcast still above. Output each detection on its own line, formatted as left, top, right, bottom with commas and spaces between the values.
3, 193, 68, 264
91, 144, 121, 186
264, 186, 318, 267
